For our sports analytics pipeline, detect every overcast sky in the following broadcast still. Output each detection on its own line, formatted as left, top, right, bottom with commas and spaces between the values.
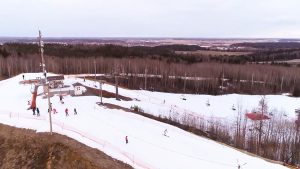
0, 0, 300, 38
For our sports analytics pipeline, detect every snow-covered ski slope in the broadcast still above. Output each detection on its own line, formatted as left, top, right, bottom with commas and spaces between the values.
0, 73, 293, 169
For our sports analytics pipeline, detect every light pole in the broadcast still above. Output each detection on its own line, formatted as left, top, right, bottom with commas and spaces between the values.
99, 80, 105, 104
39, 30, 52, 135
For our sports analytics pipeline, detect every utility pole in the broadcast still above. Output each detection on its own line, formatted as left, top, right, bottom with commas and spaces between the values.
183, 73, 187, 93
114, 66, 119, 101
99, 80, 104, 104
251, 73, 254, 88
294, 109, 300, 164
280, 76, 284, 93
39, 30, 52, 135
115, 75, 119, 100
94, 59, 97, 81
221, 72, 224, 91
144, 67, 147, 90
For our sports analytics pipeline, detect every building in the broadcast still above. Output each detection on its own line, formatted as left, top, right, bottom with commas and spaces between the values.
47, 75, 64, 89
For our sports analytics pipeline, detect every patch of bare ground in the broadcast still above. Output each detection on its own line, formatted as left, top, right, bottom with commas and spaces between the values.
0, 123, 133, 169
73, 82, 132, 101
102, 103, 210, 138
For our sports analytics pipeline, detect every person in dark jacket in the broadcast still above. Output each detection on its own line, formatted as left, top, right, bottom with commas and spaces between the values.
74, 108, 77, 115
32, 107, 36, 115
65, 108, 69, 116
36, 107, 40, 116
125, 136, 128, 144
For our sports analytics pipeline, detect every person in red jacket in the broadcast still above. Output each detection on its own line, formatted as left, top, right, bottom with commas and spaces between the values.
125, 136, 128, 144
65, 108, 69, 116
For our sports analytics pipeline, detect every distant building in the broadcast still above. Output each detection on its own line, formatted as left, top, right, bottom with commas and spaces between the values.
47, 75, 64, 89
74, 86, 86, 95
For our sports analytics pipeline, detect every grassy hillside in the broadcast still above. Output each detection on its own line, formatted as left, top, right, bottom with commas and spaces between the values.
0, 124, 132, 169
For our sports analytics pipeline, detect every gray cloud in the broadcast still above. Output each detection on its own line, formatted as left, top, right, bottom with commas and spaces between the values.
0, 0, 299, 38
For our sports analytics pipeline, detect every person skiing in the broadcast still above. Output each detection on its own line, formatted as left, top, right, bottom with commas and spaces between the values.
22, 74, 25, 80
36, 107, 40, 116
163, 129, 168, 136
125, 136, 128, 144
65, 108, 69, 116
74, 108, 77, 115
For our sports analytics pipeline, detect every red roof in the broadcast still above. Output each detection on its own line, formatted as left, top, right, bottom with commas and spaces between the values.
246, 112, 270, 121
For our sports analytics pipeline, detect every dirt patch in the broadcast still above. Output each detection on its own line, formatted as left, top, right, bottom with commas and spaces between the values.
102, 103, 210, 138
0, 124, 133, 169
73, 82, 132, 101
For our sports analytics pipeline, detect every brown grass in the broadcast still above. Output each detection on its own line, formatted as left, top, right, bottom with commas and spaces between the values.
0, 123, 133, 169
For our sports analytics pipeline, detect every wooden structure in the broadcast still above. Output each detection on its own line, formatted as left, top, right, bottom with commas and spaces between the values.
47, 75, 64, 89
74, 86, 86, 95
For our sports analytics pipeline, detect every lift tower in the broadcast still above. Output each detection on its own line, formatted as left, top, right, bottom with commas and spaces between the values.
38, 30, 53, 135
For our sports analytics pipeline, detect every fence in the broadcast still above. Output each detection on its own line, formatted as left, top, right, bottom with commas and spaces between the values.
0, 111, 155, 169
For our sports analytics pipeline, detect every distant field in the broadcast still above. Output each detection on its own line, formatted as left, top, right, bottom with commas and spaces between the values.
258, 59, 300, 65
175, 50, 251, 56
278, 59, 300, 63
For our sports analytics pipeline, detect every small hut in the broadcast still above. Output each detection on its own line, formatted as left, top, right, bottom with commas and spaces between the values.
47, 76, 64, 89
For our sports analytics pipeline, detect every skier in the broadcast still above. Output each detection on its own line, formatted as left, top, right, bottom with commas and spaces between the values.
74, 108, 77, 115
53, 108, 57, 114
232, 104, 236, 110
163, 129, 168, 136
22, 74, 25, 80
32, 107, 36, 115
125, 136, 128, 144
36, 107, 40, 116
65, 108, 69, 116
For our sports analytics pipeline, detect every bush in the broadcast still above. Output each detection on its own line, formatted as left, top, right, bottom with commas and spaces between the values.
292, 85, 300, 97
130, 105, 144, 113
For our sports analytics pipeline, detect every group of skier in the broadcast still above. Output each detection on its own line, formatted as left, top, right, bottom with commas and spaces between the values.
30, 102, 78, 117
64, 108, 78, 116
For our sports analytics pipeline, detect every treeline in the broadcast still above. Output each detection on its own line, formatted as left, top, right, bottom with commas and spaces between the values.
231, 42, 300, 49
1, 43, 300, 95
3, 43, 300, 65
1, 43, 204, 61
163, 96, 300, 166
249, 49, 300, 63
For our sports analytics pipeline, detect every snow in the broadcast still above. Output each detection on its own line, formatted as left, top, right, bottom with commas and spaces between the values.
0, 73, 291, 169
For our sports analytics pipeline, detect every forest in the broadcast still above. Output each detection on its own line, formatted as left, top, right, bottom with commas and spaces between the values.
0, 43, 300, 96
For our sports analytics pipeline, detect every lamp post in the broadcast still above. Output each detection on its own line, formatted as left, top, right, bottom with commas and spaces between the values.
99, 80, 105, 104
39, 30, 52, 135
